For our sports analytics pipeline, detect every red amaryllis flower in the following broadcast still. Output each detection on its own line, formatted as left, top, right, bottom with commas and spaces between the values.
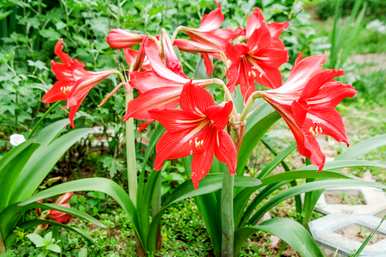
173, 2, 242, 75
106, 29, 147, 69
106, 29, 144, 49
124, 37, 212, 120
42, 40, 115, 127
150, 83, 237, 188
259, 55, 356, 169
48, 192, 74, 224
226, 8, 288, 101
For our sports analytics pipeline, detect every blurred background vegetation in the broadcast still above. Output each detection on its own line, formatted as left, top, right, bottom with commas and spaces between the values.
0, 0, 385, 256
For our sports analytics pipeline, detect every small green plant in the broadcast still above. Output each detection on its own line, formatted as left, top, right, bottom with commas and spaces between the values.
26, 232, 61, 257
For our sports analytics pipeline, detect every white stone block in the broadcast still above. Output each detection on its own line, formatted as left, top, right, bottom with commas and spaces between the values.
316, 186, 386, 216
310, 214, 386, 257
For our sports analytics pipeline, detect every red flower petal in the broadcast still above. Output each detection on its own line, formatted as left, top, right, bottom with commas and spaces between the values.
202, 53, 214, 76
191, 135, 215, 188
123, 48, 138, 65
144, 38, 189, 84
180, 83, 214, 115
301, 69, 344, 98
149, 109, 201, 133
198, 4, 224, 32
154, 125, 212, 171
106, 29, 143, 49
246, 8, 265, 38
304, 133, 325, 170
214, 130, 237, 174
160, 29, 184, 75
247, 25, 272, 51
282, 55, 326, 92
268, 22, 289, 38
130, 70, 182, 93
308, 82, 356, 108
124, 86, 182, 120
174, 39, 219, 54
306, 109, 349, 145
43, 81, 75, 103
205, 101, 233, 129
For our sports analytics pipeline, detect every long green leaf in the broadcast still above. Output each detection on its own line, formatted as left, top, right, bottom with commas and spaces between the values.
249, 179, 386, 224
300, 160, 386, 171
235, 170, 349, 227
258, 143, 295, 179
236, 218, 324, 257
337, 134, 386, 160
261, 140, 302, 213
162, 174, 260, 207
32, 118, 69, 145
350, 216, 385, 257
237, 183, 285, 228
0, 205, 22, 238
328, 0, 343, 68
237, 110, 280, 175
30, 203, 105, 228
137, 171, 161, 250
0, 143, 39, 210
302, 188, 323, 227
0, 141, 34, 174
12, 128, 92, 203
18, 178, 145, 251
195, 194, 221, 256
18, 219, 93, 243
261, 170, 349, 185
19, 178, 134, 220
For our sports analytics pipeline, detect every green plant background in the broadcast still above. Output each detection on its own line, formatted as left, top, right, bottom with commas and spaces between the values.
0, 0, 385, 256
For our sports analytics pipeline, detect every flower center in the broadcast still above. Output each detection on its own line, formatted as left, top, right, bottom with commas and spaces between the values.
309, 124, 323, 136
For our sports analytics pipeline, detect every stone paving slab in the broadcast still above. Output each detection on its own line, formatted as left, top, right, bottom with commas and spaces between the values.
310, 214, 386, 257
316, 186, 386, 216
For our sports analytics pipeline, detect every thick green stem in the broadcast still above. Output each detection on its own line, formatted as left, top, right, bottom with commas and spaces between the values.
221, 170, 234, 257
125, 88, 137, 204
151, 175, 162, 250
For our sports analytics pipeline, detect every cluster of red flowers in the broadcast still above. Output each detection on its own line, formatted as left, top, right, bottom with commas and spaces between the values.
43, 3, 356, 188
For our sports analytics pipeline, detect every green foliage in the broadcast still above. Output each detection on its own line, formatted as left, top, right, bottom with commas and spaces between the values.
191, 109, 386, 257
27, 232, 62, 257
353, 71, 386, 106
328, 0, 366, 68
314, 0, 386, 20
0, 0, 385, 256
0, 119, 95, 250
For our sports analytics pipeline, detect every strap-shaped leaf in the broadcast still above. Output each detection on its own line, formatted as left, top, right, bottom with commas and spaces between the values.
235, 218, 324, 257
32, 118, 69, 145
0, 141, 34, 174
19, 178, 134, 219
12, 128, 92, 203
162, 174, 260, 207
237, 110, 280, 175
249, 179, 386, 224
18, 219, 93, 243
337, 134, 386, 160
195, 194, 222, 256
30, 203, 105, 228
300, 160, 386, 171
18, 178, 145, 251
258, 143, 295, 178
0, 143, 39, 210
351, 216, 385, 257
